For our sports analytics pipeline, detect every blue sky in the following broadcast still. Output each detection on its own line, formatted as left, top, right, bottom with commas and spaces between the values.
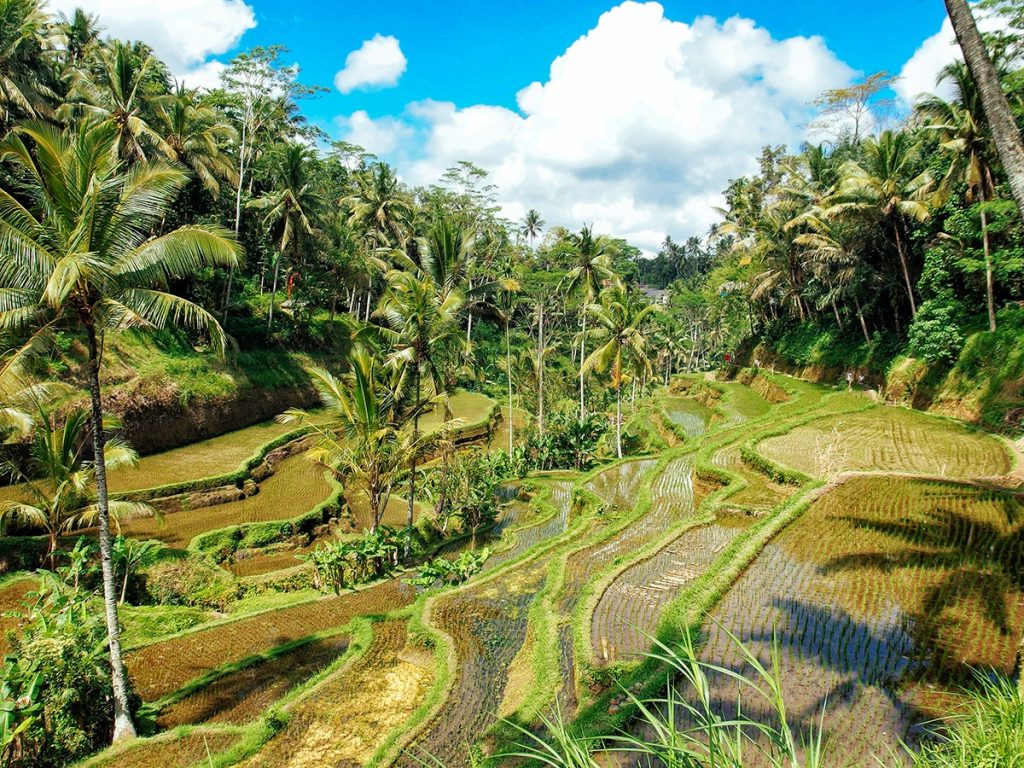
51, 0, 964, 252
238, 0, 947, 128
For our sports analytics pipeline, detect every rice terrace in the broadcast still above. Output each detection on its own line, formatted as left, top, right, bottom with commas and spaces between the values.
1, 1, 1023, 767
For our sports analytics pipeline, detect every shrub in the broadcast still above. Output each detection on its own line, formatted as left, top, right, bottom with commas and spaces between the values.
908, 299, 964, 364
141, 555, 236, 609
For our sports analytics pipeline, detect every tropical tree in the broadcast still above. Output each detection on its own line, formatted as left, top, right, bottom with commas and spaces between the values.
0, 0, 54, 125
494, 252, 522, 453
564, 225, 617, 419
0, 121, 239, 741
281, 349, 414, 532
829, 130, 936, 319
376, 268, 464, 556
154, 86, 238, 197
55, 7, 101, 68
946, 0, 1024, 216
61, 41, 169, 162
920, 61, 1004, 330
111, 536, 161, 604
248, 141, 321, 331
0, 408, 151, 562
521, 208, 544, 249
583, 287, 660, 458
343, 162, 413, 248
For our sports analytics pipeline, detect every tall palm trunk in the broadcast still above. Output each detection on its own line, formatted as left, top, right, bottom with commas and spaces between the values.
854, 295, 871, 343
537, 304, 545, 437
506, 320, 514, 454
615, 380, 623, 459
406, 367, 420, 560
267, 253, 282, 332
981, 206, 996, 331
85, 323, 136, 742
946, 0, 1024, 216
891, 219, 917, 317
579, 310, 587, 420
224, 116, 247, 324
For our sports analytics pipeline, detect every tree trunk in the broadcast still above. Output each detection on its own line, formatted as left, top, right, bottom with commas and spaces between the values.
120, 567, 130, 605
831, 299, 842, 328
579, 310, 587, 420
537, 305, 545, 437
981, 206, 997, 332
85, 323, 136, 742
854, 295, 871, 343
225, 117, 247, 325
466, 310, 473, 348
946, 0, 1024, 216
615, 383, 623, 459
506, 321, 514, 454
267, 254, 281, 332
406, 369, 420, 561
892, 219, 917, 318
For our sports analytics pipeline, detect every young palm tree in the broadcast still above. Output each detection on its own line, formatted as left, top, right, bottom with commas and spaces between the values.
249, 142, 321, 331
583, 287, 660, 459
521, 208, 544, 249
0, 408, 151, 563
154, 86, 238, 197
281, 349, 415, 532
376, 269, 464, 556
343, 162, 413, 248
564, 225, 617, 420
0, 121, 239, 741
61, 41, 170, 162
828, 130, 935, 319
920, 61, 1004, 331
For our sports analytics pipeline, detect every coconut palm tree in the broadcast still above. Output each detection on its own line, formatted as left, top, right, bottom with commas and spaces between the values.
61, 40, 170, 163
494, 253, 522, 453
828, 130, 936, 319
0, 0, 55, 125
795, 218, 872, 342
521, 208, 544, 249
945, 0, 1024, 217
920, 61, 1005, 331
154, 85, 238, 197
376, 269, 464, 556
564, 225, 617, 420
281, 349, 416, 532
0, 407, 152, 563
55, 7, 101, 68
583, 287, 661, 459
248, 142, 321, 331
0, 121, 239, 741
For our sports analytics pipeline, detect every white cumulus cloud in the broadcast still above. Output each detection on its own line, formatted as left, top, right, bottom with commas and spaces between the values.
334, 34, 407, 94
896, 12, 1009, 107
335, 1, 853, 255
46, 0, 256, 86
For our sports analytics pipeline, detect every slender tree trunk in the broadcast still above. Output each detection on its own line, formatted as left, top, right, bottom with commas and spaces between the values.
537, 304, 545, 437
120, 567, 130, 605
85, 323, 136, 742
855, 295, 871, 343
267, 254, 281, 332
947, 0, 1024, 216
364, 290, 372, 323
615, 383, 622, 459
224, 117, 247, 325
981, 207, 997, 331
892, 220, 917, 318
406, 369, 420, 561
466, 310, 473, 347
579, 310, 587, 420
832, 300, 842, 328
506, 321, 514, 454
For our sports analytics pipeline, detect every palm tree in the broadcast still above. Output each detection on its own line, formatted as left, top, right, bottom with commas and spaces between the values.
61, 41, 170, 162
0, 0, 55, 124
154, 85, 238, 197
494, 252, 522, 453
521, 209, 544, 249
828, 130, 935, 319
795, 218, 872, 342
55, 7, 101, 68
0, 121, 239, 741
376, 269, 464, 556
583, 287, 660, 459
343, 163, 414, 317
920, 61, 1004, 331
0, 408, 152, 563
249, 142, 321, 331
281, 350, 415, 532
564, 225, 617, 420
945, 0, 1024, 217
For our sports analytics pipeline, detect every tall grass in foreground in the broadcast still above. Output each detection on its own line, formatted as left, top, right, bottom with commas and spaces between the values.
492, 627, 1023, 768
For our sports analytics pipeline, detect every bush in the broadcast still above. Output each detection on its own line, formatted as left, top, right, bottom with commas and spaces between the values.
141, 555, 236, 609
908, 299, 964, 364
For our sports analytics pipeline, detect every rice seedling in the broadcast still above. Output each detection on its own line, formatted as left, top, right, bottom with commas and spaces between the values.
661, 398, 716, 439
77, 727, 246, 768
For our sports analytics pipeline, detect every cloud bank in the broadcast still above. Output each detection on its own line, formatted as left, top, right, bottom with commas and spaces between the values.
335, 1, 854, 254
